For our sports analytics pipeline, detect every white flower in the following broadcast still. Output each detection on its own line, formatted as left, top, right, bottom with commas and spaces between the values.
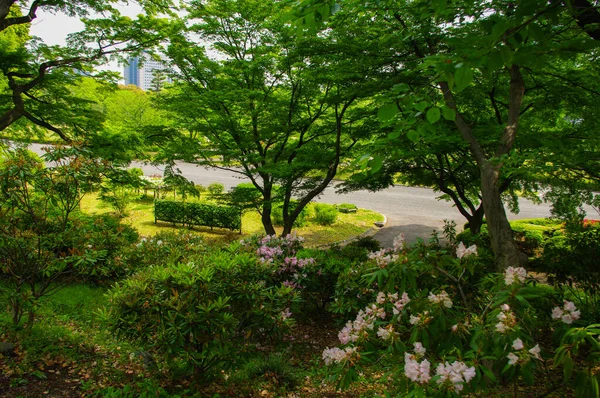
552, 301, 581, 324
495, 305, 517, 334
456, 242, 477, 259
504, 266, 527, 285
322, 347, 357, 365
451, 324, 458, 332
507, 352, 519, 365
529, 344, 541, 360
376, 291, 386, 304
512, 338, 524, 351
410, 314, 421, 325
428, 291, 453, 308
413, 342, 426, 356
404, 353, 431, 384
393, 234, 405, 251
435, 361, 476, 393
392, 292, 411, 315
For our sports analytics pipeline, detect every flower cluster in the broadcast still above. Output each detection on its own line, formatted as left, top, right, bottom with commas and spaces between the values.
404, 343, 431, 384
506, 338, 541, 366
280, 256, 315, 273
428, 290, 453, 308
256, 245, 284, 263
338, 308, 376, 344
551, 300, 581, 324
504, 266, 527, 286
393, 234, 405, 251
435, 361, 476, 393
456, 242, 477, 259
322, 346, 359, 365
376, 291, 411, 315
409, 310, 431, 326
368, 249, 399, 267
376, 324, 397, 341
495, 304, 517, 334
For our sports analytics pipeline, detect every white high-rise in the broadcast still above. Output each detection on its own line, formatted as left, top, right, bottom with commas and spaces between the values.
123, 54, 171, 91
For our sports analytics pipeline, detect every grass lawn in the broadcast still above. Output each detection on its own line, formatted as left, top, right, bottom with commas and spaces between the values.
79, 192, 384, 247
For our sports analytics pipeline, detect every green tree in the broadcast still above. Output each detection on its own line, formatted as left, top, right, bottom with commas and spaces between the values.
158, 0, 390, 235
0, 0, 174, 143
294, 0, 600, 269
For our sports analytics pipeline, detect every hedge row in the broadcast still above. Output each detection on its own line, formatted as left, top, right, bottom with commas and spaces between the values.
154, 200, 241, 231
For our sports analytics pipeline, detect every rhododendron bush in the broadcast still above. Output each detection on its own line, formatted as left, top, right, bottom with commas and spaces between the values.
322, 236, 600, 397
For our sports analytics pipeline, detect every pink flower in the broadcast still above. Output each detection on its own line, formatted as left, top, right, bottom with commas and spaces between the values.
504, 266, 527, 285
413, 342, 426, 356
456, 242, 477, 259
551, 301, 581, 324
435, 361, 476, 392
507, 352, 519, 365
529, 344, 541, 360
512, 338, 524, 350
404, 353, 431, 384
428, 290, 453, 308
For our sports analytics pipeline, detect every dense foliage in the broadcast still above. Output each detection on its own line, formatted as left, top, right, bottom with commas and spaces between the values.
154, 199, 242, 231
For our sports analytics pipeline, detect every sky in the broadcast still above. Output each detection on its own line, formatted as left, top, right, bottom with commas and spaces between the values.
28, 4, 144, 79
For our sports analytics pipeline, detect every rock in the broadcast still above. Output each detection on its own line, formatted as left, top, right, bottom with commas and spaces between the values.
0, 342, 16, 356
374, 221, 385, 228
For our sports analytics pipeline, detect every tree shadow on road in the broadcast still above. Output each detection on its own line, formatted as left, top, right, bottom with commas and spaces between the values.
373, 224, 443, 247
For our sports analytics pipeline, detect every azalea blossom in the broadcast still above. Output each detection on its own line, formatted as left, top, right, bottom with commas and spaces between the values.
368, 249, 399, 267
512, 338, 524, 350
377, 325, 396, 341
507, 352, 519, 365
393, 234, 405, 251
456, 242, 477, 259
529, 344, 542, 360
504, 266, 528, 286
322, 346, 358, 365
551, 300, 581, 324
392, 292, 411, 315
495, 305, 517, 334
404, 353, 431, 384
428, 290, 453, 308
413, 342, 426, 356
435, 361, 476, 393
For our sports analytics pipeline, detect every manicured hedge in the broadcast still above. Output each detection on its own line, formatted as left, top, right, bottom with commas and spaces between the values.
154, 199, 241, 231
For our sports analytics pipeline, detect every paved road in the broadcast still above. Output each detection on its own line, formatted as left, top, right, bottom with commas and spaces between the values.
129, 159, 564, 247
26, 143, 591, 247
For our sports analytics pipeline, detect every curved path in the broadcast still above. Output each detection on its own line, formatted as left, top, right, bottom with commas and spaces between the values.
129, 160, 568, 247
25, 144, 593, 247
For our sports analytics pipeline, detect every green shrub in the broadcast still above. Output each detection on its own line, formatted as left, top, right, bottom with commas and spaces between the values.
154, 199, 241, 231
272, 201, 309, 227
102, 250, 299, 382
313, 203, 338, 226
207, 182, 225, 195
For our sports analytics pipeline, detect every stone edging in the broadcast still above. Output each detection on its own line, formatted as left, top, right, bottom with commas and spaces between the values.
309, 212, 387, 249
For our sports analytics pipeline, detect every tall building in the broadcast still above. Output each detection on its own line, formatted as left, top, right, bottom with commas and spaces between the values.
123, 54, 171, 91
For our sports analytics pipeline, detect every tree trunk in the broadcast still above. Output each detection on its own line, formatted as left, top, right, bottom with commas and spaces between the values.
480, 161, 527, 270
467, 206, 485, 235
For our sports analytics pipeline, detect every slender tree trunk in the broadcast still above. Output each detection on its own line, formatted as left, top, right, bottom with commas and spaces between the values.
260, 183, 277, 235
480, 162, 526, 269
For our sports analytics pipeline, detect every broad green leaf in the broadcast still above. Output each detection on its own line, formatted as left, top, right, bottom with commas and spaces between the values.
414, 101, 428, 112
426, 107, 441, 124
455, 66, 473, 92
407, 129, 419, 142
370, 156, 383, 173
487, 51, 504, 72
442, 106, 456, 121
387, 130, 401, 140
378, 103, 398, 122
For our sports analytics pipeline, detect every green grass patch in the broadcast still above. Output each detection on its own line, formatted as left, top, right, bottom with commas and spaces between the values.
79, 193, 384, 247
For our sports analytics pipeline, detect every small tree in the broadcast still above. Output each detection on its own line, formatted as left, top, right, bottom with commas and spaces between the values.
0, 145, 109, 328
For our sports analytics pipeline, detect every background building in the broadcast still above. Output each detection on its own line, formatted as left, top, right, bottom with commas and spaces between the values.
123, 54, 171, 91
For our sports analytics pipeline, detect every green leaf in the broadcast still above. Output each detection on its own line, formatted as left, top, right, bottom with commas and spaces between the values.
414, 101, 428, 112
441, 106, 456, 121
426, 107, 441, 124
563, 355, 574, 381
370, 156, 383, 173
387, 130, 401, 140
487, 51, 504, 72
407, 129, 419, 142
455, 66, 473, 92
378, 103, 398, 122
